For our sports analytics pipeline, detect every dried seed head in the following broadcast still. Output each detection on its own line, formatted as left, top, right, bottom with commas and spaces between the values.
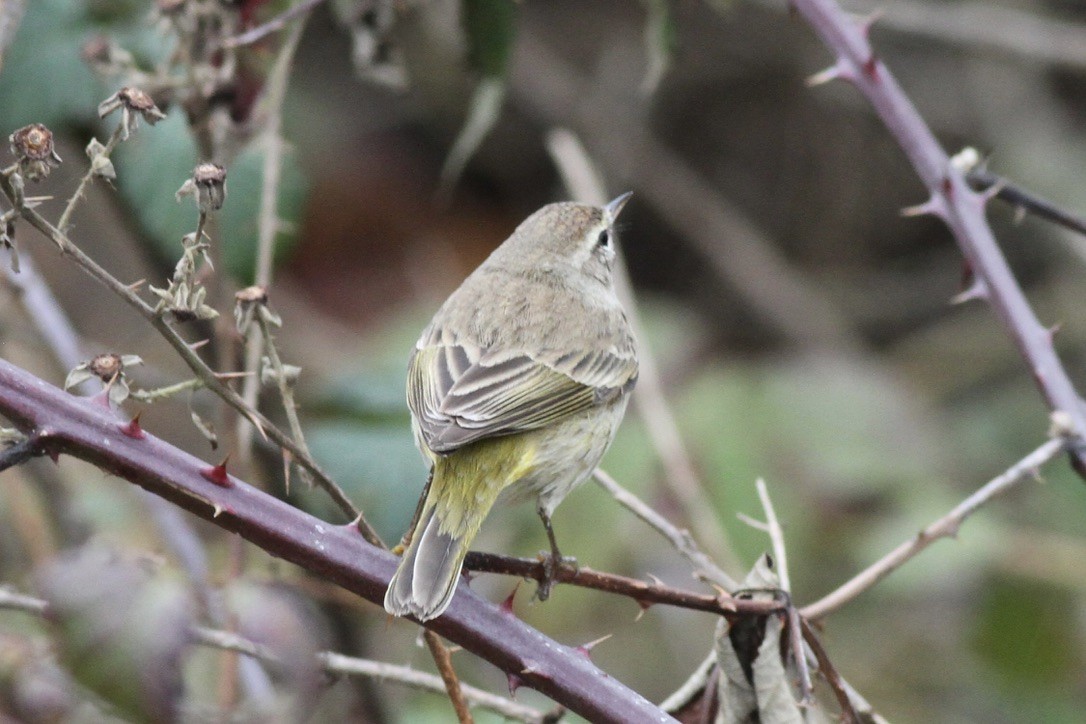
117, 87, 158, 114
9, 124, 62, 182
235, 285, 267, 305
98, 87, 167, 139
193, 163, 227, 212
88, 353, 124, 382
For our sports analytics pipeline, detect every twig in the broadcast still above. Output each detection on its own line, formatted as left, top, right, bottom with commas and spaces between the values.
237, 14, 307, 470
223, 0, 327, 49
792, 0, 1086, 472
0, 358, 673, 723
0, 435, 39, 471
55, 124, 125, 233
801, 436, 1066, 620
592, 469, 737, 590
546, 128, 742, 574
967, 168, 1086, 239
750, 480, 811, 703
0, 586, 48, 614
462, 552, 778, 619
424, 630, 475, 724
255, 311, 313, 480
799, 620, 857, 724
0, 175, 383, 545
321, 652, 550, 723
753, 479, 789, 593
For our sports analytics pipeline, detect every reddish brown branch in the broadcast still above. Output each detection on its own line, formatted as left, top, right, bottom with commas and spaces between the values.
463, 552, 780, 619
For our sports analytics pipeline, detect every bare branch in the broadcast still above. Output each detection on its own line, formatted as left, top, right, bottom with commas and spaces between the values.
801, 436, 1066, 620
592, 469, 737, 590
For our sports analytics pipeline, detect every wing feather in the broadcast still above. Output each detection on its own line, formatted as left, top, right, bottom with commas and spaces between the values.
408, 340, 636, 454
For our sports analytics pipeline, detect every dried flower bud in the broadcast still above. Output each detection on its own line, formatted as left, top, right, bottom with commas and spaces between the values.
234, 285, 269, 333
177, 163, 227, 213
65, 354, 143, 404
89, 353, 123, 382
85, 138, 116, 181
9, 124, 62, 182
98, 87, 167, 140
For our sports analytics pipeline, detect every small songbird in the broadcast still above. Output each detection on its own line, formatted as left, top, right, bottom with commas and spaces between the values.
384, 194, 639, 621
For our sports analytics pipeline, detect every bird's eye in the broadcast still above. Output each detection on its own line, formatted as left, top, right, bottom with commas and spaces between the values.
596, 229, 610, 247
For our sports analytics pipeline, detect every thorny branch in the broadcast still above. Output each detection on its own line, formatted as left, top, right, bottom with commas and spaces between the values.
793, 0, 1086, 473
0, 355, 676, 723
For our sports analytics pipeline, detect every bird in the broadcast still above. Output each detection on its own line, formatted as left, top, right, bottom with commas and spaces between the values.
383, 193, 639, 621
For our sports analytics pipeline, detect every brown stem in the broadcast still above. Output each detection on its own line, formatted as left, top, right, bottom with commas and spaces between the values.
423, 630, 475, 724
462, 552, 778, 619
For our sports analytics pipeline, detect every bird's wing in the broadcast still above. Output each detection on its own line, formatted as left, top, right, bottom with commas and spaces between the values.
408, 341, 638, 454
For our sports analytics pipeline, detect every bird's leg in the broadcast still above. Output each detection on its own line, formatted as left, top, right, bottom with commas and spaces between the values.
536, 505, 576, 601
394, 467, 433, 554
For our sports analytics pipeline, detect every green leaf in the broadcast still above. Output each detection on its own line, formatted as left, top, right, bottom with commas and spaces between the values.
111, 113, 306, 281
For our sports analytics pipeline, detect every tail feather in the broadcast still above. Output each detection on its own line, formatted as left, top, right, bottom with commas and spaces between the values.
384, 505, 470, 621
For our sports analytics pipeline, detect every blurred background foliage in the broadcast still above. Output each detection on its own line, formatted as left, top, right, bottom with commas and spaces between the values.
1, 0, 1086, 721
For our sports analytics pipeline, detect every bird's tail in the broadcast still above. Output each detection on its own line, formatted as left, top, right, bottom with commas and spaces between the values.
384, 501, 473, 621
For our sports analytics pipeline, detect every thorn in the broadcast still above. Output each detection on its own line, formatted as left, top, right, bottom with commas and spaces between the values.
1048, 321, 1064, 340
856, 9, 884, 38
126, 279, 146, 292
900, 195, 948, 219
507, 673, 523, 698
646, 572, 665, 587
119, 412, 145, 439
805, 59, 854, 87
90, 389, 112, 409
941, 176, 954, 198
47, 450, 59, 464
951, 279, 988, 305
1013, 205, 1027, 225
200, 454, 232, 487
346, 512, 368, 535
633, 599, 652, 620
500, 582, 521, 615
574, 634, 612, 660
212, 503, 223, 517
245, 410, 268, 441
187, 338, 210, 350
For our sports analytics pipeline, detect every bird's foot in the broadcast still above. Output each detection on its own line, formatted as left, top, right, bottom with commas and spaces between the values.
536, 551, 578, 601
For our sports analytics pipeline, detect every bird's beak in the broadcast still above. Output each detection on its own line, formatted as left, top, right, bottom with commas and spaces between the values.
605, 191, 633, 220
